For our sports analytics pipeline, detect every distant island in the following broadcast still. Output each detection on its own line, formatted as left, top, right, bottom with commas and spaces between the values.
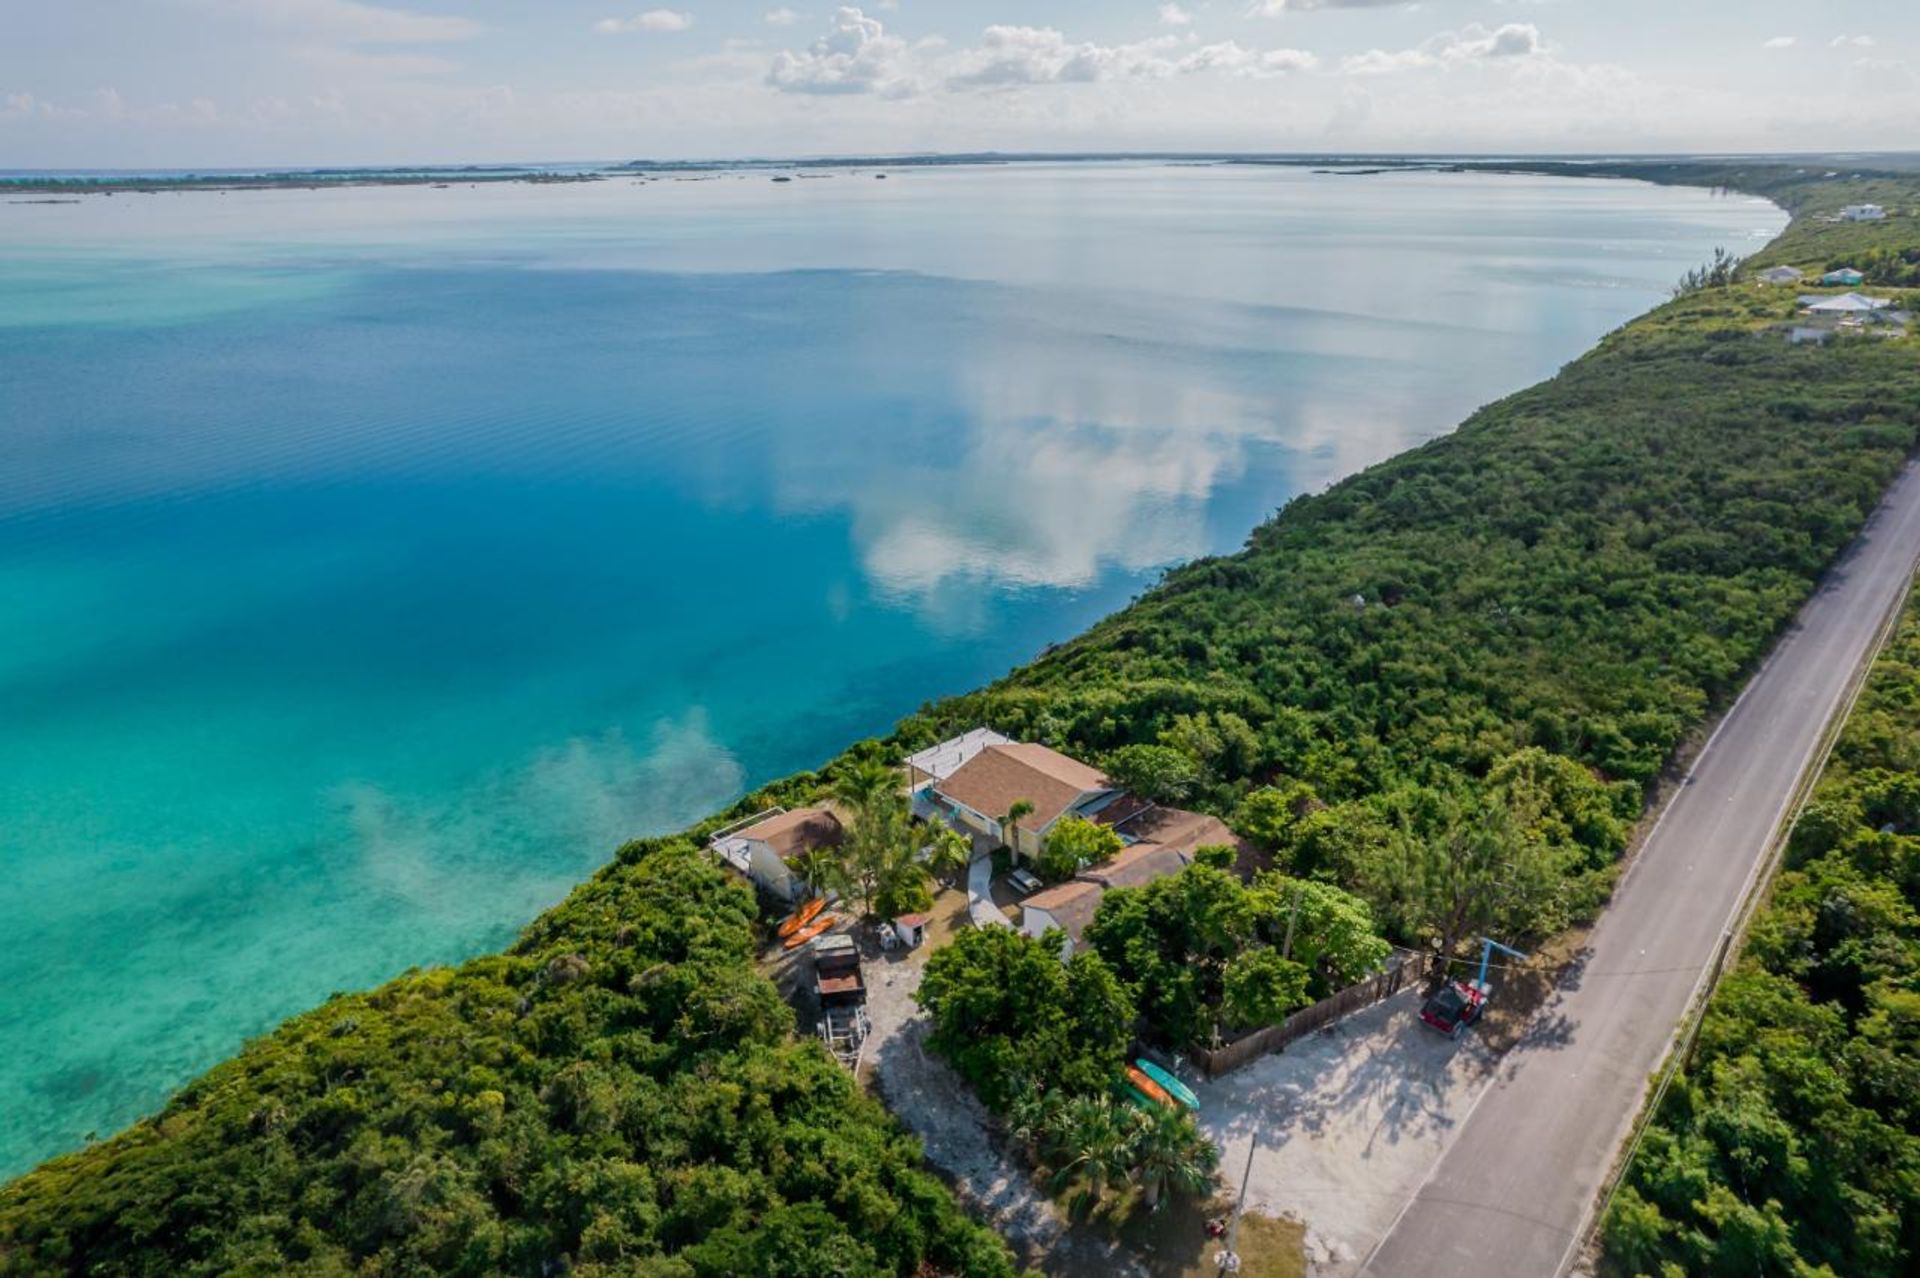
10, 150, 1920, 196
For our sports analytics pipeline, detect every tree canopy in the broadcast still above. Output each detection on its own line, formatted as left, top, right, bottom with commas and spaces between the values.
0, 841, 1018, 1277
914, 926, 1134, 1111
1604, 594, 1920, 1278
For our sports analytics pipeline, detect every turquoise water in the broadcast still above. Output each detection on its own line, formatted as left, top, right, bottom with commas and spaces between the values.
0, 164, 1781, 1176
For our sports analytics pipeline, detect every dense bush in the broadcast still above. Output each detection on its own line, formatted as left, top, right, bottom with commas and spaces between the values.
1033, 814, 1123, 882
914, 926, 1134, 1112
0, 843, 1018, 1277
1603, 597, 1920, 1277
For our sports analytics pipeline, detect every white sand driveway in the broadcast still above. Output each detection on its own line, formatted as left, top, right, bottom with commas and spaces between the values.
1191, 988, 1498, 1275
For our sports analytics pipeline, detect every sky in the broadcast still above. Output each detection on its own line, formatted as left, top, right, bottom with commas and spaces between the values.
2, 1, 1917, 167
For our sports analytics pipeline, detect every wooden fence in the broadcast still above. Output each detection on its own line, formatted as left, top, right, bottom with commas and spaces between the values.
1190, 951, 1429, 1079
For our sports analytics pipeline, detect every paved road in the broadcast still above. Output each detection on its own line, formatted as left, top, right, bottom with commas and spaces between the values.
1361, 460, 1920, 1278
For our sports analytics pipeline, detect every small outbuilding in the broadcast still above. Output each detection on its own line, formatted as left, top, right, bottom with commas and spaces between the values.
889, 913, 929, 950
1839, 204, 1887, 222
1756, 265, 1804, 285
1823, 267, 1866, 286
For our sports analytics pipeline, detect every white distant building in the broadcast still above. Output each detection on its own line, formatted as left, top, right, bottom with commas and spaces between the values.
1756, 266, 1804, 285
1839, 204, 1887, 222
1802, 292, 1894, 316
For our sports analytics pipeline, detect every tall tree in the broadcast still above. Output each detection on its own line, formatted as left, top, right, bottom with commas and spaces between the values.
828, 759, 934, 918
1002, 798, 1035, 853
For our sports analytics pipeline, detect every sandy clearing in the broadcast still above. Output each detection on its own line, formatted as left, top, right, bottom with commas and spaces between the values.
1192, 988, 1498, 1276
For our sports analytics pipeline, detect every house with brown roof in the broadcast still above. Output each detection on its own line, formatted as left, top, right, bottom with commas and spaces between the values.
1019, 879, 1108, 954
717, 805, 845, 903
1106, 806, 1246, 862
925, 741, 1118, 862
1017, 803, 1250, 954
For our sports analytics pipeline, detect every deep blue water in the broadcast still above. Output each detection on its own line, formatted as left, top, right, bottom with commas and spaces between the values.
0, 163, 1782, 1175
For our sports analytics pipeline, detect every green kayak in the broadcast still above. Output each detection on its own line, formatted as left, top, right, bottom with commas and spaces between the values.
1133, 1058, 1199, 1111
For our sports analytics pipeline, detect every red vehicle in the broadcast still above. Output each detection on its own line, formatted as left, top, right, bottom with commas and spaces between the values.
1420, 979, 1487, 1036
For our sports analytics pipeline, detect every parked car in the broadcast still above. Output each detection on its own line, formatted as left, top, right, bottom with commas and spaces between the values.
1420, 979, 1486, 1037
1008, 868, 1044, 896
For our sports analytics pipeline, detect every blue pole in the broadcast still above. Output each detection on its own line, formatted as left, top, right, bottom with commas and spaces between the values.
1476, 937, 1528, 988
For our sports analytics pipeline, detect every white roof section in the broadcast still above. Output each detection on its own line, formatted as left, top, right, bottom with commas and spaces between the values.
1804, 292, 1894, 314
1757, 266, 1803, 282
904, 727, 1012, 784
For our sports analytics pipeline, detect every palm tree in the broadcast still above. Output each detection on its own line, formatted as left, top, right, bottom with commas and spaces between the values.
825, 759, 936, 920
832, 758, 900, 817
1007, 1085, 1056, 1158
921, 821, 971, 888
1002, 798, 1035, 857
1127, 1103, 1219, 1212
1044, 1095, 1135, 1214
788, 845, 839, 901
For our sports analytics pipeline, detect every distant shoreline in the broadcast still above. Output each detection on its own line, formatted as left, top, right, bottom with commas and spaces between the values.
7, 150, 1917, 197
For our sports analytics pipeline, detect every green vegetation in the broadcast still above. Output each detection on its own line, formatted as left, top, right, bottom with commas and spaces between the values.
1034, 813, 1123, 882
9, 161, 1920, 1274
912, 926, 1222, 1225
1007, 1092, 1217, 1218
0, 842, 1017, 1277
816, 760, 960, 920
914, 926, 1135, 1112
1602, 589, 1920, 1278
1083, 865, 1387, 1046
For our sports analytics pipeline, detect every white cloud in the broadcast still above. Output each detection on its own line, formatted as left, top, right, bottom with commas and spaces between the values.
1248, 0, 1409, 12
1178, 42, 1319, 77
767, 10, 1320, 96
767, 7, 917, 96
1343, 22, 1544, 76
1159, 3, 1194, 26
1831, 34, 1876, 48
186, 0, 481, 44
1762, 36, 1797, 50
1, 92, 57, 121
946, 26, 1183, 87
595, 9, 694, 33
764, 6, 801, 24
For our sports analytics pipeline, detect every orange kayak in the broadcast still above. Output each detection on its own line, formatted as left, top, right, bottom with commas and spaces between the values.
784, 913, 838, 949
1125, 1065, 1174, 1108
777, 897, 827, 939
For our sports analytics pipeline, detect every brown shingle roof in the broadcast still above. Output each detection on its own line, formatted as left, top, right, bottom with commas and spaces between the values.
737, 805, 846, 862
1021, 879, 1107, 943
934, 743, 1109, 831
1113, 807, 1243, 858
1081, 841, 1192, 889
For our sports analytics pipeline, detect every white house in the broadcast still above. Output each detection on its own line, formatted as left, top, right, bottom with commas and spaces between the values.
924, 741, 1117, 861
1839, 204, 1887, 222
1802, 292, 1894, 316
712, 805, 845, 903
1756, 266, 1804, 285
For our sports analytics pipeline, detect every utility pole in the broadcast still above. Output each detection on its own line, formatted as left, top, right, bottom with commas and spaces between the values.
1216, 1135, 1258, 1272
1280, 886, 1302, 961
